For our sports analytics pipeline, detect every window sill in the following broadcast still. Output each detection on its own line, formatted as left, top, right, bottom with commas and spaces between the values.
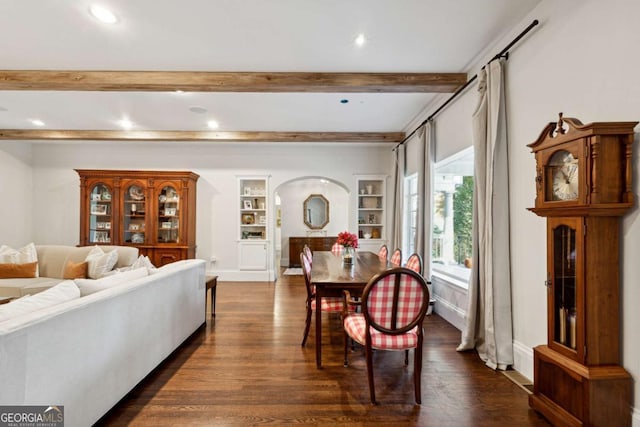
432, 269, 469, 290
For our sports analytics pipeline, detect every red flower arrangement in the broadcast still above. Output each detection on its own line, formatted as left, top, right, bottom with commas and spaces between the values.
337, 231, 359, 248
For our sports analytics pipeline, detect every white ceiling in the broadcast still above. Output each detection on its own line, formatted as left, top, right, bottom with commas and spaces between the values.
0, 0, 541, 135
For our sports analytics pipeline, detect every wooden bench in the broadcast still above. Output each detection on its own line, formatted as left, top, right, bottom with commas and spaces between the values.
205, 275, 218, 317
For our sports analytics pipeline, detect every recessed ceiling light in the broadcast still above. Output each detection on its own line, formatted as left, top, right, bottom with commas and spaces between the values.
355, 34, 366, 46
119, 118, 133, 129
340, 99, 349, 104
89, 5, 118, 24
189, 106, 208, 114
174, 90, 184, 94
207, 120, 219, 129
31, 119, 45, 126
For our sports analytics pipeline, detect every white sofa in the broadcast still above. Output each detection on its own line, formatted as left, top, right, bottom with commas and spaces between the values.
0, 258, 206, 427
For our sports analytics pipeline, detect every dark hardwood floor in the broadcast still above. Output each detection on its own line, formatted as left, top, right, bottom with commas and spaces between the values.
97, 271, 550, 426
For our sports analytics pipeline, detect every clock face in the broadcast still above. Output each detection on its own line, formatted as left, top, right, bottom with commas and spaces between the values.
550, 151, 579, 201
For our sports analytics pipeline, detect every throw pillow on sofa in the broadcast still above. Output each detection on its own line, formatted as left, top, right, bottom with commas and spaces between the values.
0, 242, 39, 277
0, 280, 80, 323
63, 260, 88, 279
101, 255, 156, 276
85, 246, 118, 279
0, 261, 38, 278
75, 267, 149, 296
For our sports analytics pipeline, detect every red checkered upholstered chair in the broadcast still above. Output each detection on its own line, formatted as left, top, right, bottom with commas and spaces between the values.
404, 253, 423, 274
300, 253, 351, 347
377, 244, 388, 260
331, 242, 343, 254
342, 267, 430, 404
390, 248, 402, 266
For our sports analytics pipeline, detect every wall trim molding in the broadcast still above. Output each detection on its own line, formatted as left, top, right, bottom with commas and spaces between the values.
512, 340, 534, 382
433, 295, 465, 331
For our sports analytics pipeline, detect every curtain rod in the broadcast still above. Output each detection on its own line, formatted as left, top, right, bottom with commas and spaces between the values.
394, 19, 539, 150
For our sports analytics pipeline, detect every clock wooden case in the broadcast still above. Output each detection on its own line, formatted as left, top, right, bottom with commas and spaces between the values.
77, 169, 199, 267
527, 115, 637, 426
529, 113, 635, 216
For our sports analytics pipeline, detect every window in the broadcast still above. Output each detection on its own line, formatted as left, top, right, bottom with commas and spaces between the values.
403, 174, 418, 257
432, 147, 474, 285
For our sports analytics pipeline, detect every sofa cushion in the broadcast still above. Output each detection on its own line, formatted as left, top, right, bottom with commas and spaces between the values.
0, 280, 80, 323
0, 243, 39, 277
63, 260, 88, 279
85, 246, 118, 279
0, 261, 38, 279
0, 277, 64, 298
75, 267, 149, 296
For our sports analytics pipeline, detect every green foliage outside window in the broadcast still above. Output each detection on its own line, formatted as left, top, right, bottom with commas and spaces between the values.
453, 176, 473, 264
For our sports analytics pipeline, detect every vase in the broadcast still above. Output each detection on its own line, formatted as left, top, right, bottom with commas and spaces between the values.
342, 246, 355, 265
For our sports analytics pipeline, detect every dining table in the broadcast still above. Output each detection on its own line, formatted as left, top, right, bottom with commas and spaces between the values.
310, 250, 396, 368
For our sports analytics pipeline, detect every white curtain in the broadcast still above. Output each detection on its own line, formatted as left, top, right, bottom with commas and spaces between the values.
457, 58, 513, 370
390, 144, 405, 252
415, 122, 434, 278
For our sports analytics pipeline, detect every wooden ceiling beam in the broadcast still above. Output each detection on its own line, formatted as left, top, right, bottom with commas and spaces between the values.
0, 70, 466, 93
0, 129, 404, 143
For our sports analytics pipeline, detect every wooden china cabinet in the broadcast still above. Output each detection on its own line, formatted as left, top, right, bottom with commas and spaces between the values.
77, 170, 199, 266
527, 114, 637, 426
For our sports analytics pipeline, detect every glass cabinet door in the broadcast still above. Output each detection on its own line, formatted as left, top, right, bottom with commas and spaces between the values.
552, 223, 577, 349
547, 216, 583, 361
157, 185, 180, 244
123, 183, 147, 244
89, 183, 112, 243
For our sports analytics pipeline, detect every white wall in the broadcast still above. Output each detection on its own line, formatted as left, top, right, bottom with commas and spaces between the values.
406, 0, 640, 419
276, 178, 349, 266
23, 141, 392, 280
0, 141, 33, 246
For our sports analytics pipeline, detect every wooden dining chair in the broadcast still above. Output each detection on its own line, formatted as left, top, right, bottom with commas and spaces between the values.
342, 267, 430, 404
377, 244, 388, 260
300, 253, 350, 347
302, 244, 313, 265
404, 252, 423, 274
390, 248, 402, 265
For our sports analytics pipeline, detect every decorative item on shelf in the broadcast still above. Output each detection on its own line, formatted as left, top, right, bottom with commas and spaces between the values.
337, 231, 359, 265
243, 200, 253, 210
242, 213, 255, 225
91, 204, 107, 215
101, 189, 111, 201
129, 186, 144, 201
165, 207, 176, 216
371, 228, 381, 239
366, 185, 373, 195
131, 204, 137, 215
364, 232, 372, 239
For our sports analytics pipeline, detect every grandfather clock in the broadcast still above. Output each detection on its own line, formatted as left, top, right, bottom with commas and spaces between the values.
527, 113, 637, 426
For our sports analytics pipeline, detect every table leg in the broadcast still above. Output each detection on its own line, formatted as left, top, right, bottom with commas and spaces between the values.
315, 288, 322, 368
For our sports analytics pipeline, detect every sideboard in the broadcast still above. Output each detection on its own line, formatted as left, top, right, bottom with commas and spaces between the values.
288, 236, 337, 267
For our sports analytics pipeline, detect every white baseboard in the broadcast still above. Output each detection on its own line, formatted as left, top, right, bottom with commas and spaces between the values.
633, 407, 640, 427
206, 269, 275, 281
512, 340, 533, 382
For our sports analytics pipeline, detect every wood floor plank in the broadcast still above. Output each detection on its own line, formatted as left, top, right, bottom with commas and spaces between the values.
96, 274, 550, 426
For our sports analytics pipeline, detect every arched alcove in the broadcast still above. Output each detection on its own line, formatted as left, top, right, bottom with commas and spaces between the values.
274, 176, 349, 267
